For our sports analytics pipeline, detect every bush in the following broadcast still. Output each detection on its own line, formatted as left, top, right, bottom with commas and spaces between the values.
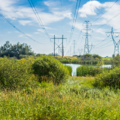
0, 57, 38, 89
64, 66, 72, 76
94, 66, 120, 88
77, 66, 102, 76
111, 54, 120, 67
32, 56, 69, 84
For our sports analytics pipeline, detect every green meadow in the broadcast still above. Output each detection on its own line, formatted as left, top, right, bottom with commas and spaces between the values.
0, 55, 120, 119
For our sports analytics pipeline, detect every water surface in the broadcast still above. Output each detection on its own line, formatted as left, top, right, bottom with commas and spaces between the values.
64, 64, 112, 76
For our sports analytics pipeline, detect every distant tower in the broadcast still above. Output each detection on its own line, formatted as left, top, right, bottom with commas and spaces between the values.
84, 21, 93, 54
107, 27, 120, 56
73, 40, 76, 55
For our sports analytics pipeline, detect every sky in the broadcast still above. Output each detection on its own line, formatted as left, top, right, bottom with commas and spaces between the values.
0, 0, 120, 57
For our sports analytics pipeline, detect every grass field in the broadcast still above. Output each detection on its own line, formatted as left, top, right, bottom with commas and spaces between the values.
1, 76, 120, 120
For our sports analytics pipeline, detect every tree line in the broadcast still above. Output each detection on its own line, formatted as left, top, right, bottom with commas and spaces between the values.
0, 41, 34, 59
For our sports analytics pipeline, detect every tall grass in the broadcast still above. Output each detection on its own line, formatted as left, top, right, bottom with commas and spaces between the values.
77, 66, 102, 76
0, 56, 119, 119
64, 65, 72, 76
0, 77, 120, 119
94, 66, 120, 88
0, 57, 38, 89
0, 56, 69, 89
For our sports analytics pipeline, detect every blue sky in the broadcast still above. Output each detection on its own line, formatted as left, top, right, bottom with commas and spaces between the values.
0, 0, 120, 57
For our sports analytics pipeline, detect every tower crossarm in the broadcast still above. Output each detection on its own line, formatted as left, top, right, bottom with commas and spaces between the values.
106, 27, 117, 45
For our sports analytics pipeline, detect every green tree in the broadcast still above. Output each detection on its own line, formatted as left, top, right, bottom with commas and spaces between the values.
0, 41, 34, 58
111, 54, 120, 67
92, 54, 102, 60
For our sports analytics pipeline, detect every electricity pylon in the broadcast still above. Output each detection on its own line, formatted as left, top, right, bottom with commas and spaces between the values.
51, 35, 66, 57
107, 27, 120, 56
73, 40, 76, 55
83, 21, 93, 54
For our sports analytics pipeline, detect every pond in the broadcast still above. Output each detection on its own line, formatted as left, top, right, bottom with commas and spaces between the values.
64, 64, 112, 76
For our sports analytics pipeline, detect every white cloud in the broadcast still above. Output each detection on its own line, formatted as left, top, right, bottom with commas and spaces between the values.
19, 34, 32, 38
70, 22, 83, 30
0, 0, 72, 26
77, 0, 120, 33
38, 29, 45, 33
90, 1, 120, 31
100, 2, 120, 30
44, 1, 57, 7
94, 28, 106, 35
79, 1, 102, 17
19, 34, 24, 37
34, 32, 39, 34
18, 20, 32, 26
94, 37, 105, 40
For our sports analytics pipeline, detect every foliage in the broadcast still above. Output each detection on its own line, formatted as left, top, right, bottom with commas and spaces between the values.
0, 57, 38, 89
32, 55, 69, 84
64, 65, 72, 76
82, 54, 93, 58
1, 77, 120, 119
0, 41, 34, 59
94, 66, 120, 88
111, 54, 120, 67
96, 60, 104, 67
81, 54, 102, 61
55, 54, 107, 65
77, 66, 102, 76
93, 54, 102, 59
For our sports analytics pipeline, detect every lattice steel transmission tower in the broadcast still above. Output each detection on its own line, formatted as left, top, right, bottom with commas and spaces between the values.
107, 27, 120, 56
51, 35, 66, 57
73, 40, 76, 55
83, 21, 93, 54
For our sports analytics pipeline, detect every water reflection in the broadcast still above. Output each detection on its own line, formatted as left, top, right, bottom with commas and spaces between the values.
64, 64, 112, 76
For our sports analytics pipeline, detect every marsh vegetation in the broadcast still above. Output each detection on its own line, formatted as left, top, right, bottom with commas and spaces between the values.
0, 55, 120, 119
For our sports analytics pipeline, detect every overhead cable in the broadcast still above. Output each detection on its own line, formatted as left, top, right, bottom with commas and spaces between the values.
0, 14, 43, 44
69, 0, 82, 42
28, 0, 50, 39
93, 10, 120, 33
92, 0, 118, 23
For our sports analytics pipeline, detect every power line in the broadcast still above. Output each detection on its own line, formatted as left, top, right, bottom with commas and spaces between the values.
60, 0, 63, 33
64, 0, 82, 56
94, 37, 109, 47
95, 39, 112, 48
92, 0, 118, 23
96, 43, 113, 49
93, 10, 120, 33
28, 0, 50, 39
68, 0, 82, 42
0, 14, 43, 44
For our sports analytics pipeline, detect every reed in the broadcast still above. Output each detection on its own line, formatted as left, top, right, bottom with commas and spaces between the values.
77, 66, 102, 76
64, 65, 72, 76
94, 66, 120, 88
0, 77, 120, 119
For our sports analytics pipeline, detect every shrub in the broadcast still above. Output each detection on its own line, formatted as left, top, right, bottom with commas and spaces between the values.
111, 54, 120, 67
32, 56, 69, 84
71, 59, 79, 63
0, 57, 38, 89
77, 66, 102, 76
64, 66, 72, 76
94, 66, 120, 88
